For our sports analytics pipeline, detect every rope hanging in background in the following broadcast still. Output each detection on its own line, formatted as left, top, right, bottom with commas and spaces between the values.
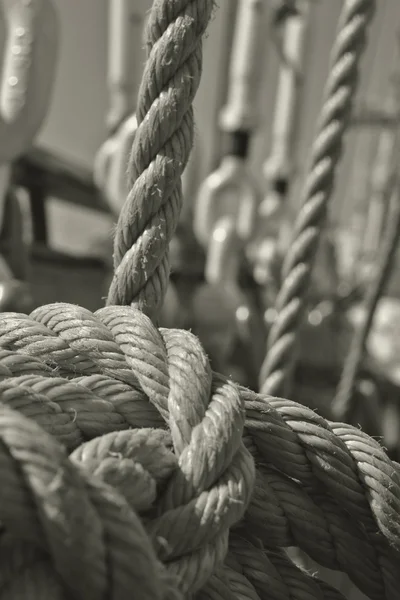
0, 1, 398, 599
259, 0, 376, 396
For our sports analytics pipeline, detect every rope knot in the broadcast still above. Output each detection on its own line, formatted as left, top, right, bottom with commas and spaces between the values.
0, 303, 399, 597
0, 407, 181, 600
0, 302, 256, 595
95, 305, 256, 593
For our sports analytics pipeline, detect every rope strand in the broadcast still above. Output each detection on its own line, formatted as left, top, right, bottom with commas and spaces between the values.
259, 0, 376, 395
107, 1, 214, 317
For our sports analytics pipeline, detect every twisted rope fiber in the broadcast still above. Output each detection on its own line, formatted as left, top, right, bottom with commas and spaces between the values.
259, 0, 376, 395
0, 0, 399, 598
107, 0, 214, 316
0, 305, 400, 598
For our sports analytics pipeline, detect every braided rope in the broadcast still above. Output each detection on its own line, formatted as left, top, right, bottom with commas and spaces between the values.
259, 0, 376, 394
107, 0, 214, 317
0, 304, 399, 598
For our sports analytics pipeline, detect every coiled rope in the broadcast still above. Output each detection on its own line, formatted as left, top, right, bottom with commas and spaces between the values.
0, 1, 399, 598
1, 306, 400, 598
259, 0, 376, 395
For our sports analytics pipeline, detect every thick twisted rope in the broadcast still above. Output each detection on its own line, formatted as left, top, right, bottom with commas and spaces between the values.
0, 1, 399, 598
107, 0, 214, 317
259, 0, 376, 395
0, 303, 399, 598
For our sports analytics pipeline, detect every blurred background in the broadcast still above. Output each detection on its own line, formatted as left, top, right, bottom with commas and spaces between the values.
37, 0, 398, 255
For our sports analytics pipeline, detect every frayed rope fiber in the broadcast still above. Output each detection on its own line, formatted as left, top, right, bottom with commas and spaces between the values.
0, 0, 399, 599
0, 303, 399, 599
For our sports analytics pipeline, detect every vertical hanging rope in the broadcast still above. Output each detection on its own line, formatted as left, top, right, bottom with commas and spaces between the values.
259, 0, 376, 395
107, 1, 214, 317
